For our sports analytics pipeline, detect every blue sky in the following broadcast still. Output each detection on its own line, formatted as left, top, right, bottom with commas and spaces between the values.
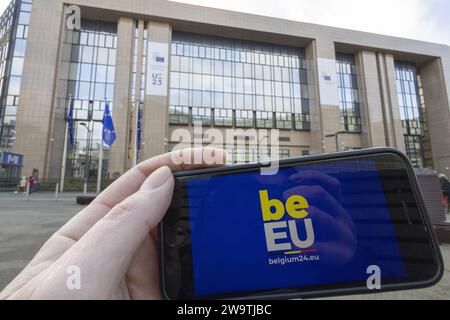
0, 0, 449, 45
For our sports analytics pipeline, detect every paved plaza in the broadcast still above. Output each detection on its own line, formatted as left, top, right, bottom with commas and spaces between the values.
0, 192, 449, 299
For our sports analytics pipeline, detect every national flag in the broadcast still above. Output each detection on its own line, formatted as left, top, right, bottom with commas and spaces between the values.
67, 99, 75, 146
102, 102, 116, 147
137, 107, 142, 150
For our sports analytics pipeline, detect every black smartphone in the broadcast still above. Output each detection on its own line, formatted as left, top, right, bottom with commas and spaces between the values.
159, 148, 443, 300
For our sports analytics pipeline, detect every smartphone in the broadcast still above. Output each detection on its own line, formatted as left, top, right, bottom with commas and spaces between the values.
159, 148, 443, 300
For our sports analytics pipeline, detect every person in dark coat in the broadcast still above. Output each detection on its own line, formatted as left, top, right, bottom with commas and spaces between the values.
439, 175, 450, 214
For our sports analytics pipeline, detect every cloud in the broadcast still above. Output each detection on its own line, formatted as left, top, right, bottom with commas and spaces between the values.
171, 0, 450, 45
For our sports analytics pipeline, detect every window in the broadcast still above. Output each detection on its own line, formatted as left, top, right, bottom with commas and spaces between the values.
214, 108, 233, 127
169, 32, 310, 131
235, 110, 254, 128
58, 19, 118, 178
294, 113, 310, 131
8, 76, 21, 95
13, 39, 26, 57
192, 107, 211, 126
336, 53, 361, 132
278, 149, 290, 160
228, 148, 261, 165
276, 112, 292, 130
0, 0, 33, 148
395, 61, 424, 168
169, 106, 189, 124
256, 111, 273, 129
10, 57, 23, 76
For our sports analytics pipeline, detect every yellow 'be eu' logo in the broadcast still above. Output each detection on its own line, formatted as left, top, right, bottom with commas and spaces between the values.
259, 190, 315, 254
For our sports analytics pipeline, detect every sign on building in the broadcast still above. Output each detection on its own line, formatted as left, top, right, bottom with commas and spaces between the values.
146, 41, 169, 97
0, 152, 24, 167
317, 58, 339, 106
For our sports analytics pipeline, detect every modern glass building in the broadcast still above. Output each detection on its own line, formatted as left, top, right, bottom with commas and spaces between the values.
169, 32, 310, 162
0, 0, 449, 184
0, 0, 32, 150
336, 53, 361, 133
395, 61, 425, 168
60, 19, 117, 179
169, 32, 311, 132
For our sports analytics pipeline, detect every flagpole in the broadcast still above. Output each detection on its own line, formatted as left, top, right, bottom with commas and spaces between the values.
60, 94, 72, 193
97, 140, 103, 194
97, 99, 106, 194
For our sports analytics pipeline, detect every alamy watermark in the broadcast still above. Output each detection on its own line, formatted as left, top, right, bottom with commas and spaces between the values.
170, 122, 281, 175
366, 265, 381, 290
65, 5, 81, 31
66, 265, 81, 290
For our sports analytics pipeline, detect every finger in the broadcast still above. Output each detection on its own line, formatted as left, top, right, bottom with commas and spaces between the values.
96, 147, 227, 207
308, 206, 355, 242
125, 234, 161, 300
283, 185, 353, 228
38, 166, 175, 299
57, 148, 226, 242
289, 171, 342, 203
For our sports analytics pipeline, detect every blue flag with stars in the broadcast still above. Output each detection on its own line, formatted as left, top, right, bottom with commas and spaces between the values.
137, 107, 142, 149
67, 99, 75, 146
102, 102, 116, 147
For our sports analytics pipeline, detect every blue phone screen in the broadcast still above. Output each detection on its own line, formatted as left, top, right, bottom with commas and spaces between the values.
186, 160, 406, 297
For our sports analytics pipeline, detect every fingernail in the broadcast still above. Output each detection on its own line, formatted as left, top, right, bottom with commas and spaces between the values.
140, 166, 172, 191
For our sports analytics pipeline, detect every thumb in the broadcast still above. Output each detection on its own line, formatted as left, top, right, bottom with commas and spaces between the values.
52, 166, 174, 298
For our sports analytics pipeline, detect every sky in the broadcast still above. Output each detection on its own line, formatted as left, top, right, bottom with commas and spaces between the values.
0, 0, 449, 45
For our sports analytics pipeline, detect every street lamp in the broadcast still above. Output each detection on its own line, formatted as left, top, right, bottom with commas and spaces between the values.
325, 130, 348, 153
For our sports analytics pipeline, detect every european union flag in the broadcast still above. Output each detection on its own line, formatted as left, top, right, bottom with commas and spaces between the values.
67, 99, 75, 146
102, 102, 116, 147
137, 107, 142, 149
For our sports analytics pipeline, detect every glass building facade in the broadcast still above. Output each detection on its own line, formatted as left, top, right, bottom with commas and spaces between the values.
336, 53, 361, 132
0, 0, 32, 150
228, 148, 290, 165
395, 61, 424, 168
169, 32, 311, 131
60, 19, 117, 179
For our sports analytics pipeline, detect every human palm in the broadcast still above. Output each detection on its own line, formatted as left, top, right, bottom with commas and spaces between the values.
0, 148, 225, 300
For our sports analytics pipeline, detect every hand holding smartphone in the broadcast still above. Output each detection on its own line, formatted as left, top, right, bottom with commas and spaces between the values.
159, 148, 443, 300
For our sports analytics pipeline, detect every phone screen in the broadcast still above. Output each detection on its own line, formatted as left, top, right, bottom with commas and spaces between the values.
161, 152, 441, 299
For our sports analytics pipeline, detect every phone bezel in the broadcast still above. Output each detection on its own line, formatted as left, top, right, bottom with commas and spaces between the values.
159, 148, 444, 300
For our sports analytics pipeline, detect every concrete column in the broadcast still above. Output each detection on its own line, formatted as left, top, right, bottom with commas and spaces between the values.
141, 21, 172, 160
108, 17, 134, 178
12, 0, 65, 179
45, 12, 72, 180
316, 39, 340, 136
420, 57, 450, 174
376, 53, 406, 153
356, 50, 387, 148
313, 38, 347, 152
305, 40, 324, 154
126, 19, 145, 169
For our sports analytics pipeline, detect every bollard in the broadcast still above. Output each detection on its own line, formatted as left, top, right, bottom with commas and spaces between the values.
83, 182, 87, 196
25, 182, 30, 201
55, 183, 59, 201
